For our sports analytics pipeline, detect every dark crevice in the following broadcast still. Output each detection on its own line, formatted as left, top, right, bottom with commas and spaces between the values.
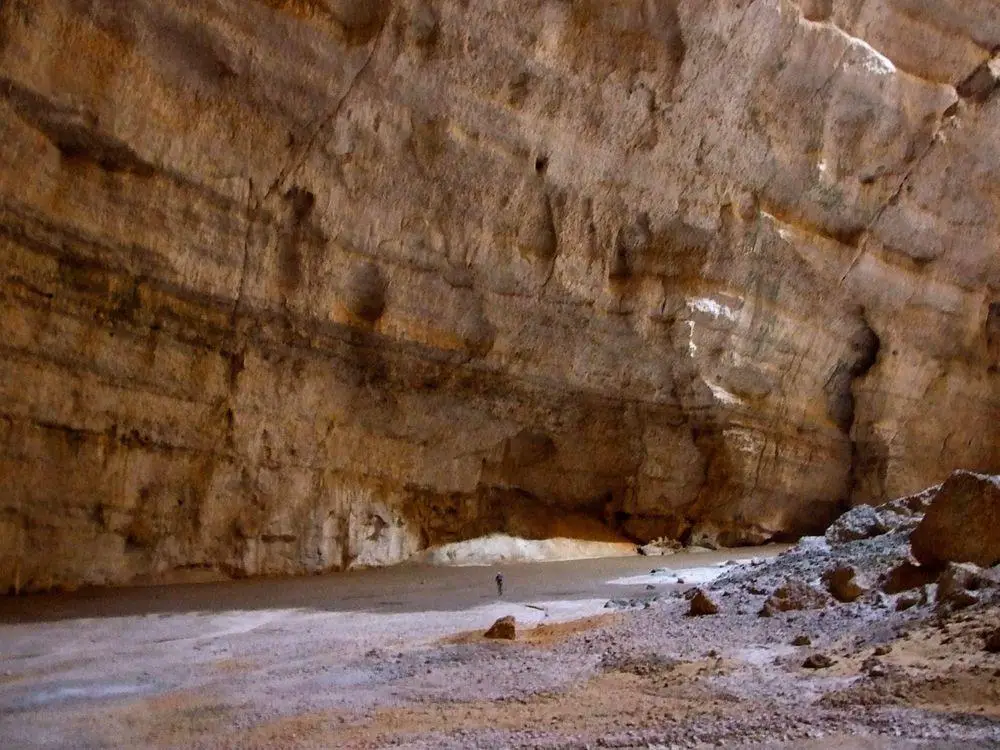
842, 313, 883, 508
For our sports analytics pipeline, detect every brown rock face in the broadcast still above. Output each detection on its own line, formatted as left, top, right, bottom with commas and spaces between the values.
910, 472, 1000, 569
0, 2, 998, 591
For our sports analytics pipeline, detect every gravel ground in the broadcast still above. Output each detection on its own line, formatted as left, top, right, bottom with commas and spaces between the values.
1, 538, 999, 749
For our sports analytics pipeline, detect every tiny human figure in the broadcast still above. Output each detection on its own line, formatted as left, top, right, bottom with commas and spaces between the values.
495, 572, 504, 597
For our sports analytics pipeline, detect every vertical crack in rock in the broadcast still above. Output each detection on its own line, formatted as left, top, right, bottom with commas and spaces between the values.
843, 313, 883, 507
264, 9, 392, 203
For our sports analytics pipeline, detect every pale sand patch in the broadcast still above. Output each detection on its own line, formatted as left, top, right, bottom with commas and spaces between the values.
412, 534, 637, 566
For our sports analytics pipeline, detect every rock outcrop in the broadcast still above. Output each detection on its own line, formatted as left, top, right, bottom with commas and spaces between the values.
0, 1, 998, 591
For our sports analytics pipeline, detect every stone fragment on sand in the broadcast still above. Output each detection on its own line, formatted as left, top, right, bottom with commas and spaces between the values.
802, 653, 835, 669
895, 593, 921, 611
910, 471, 1000, 568
792, 635, 812, 646
484, 615, 516, 640
984, 629, 1000, 653
688, 588, 719, 616
759, 579, 831, 617
822, 565, 866, 602
873, 644, 892, 656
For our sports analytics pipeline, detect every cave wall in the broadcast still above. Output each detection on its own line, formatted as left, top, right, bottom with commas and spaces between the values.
0, 0, 998, 591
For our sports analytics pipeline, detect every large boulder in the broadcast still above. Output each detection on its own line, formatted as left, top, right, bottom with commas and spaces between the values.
910, 472, 1000, 568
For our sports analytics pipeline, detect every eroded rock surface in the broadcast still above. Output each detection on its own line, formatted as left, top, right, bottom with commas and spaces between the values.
0, 1, 998, 590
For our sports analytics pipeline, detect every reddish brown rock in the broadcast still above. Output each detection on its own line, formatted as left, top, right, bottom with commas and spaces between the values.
822, 565, 866, 603
484, 616, 517, 640
910, 472, 1000, 569
688, 588, 720, 617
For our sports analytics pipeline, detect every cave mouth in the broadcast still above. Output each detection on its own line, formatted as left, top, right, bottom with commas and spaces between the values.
407, 486, 639, 566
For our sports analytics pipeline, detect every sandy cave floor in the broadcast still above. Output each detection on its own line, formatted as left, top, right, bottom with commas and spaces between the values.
1, 548, 999, 749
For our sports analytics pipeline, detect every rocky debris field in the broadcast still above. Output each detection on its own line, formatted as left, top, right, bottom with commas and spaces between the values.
3, 472, 1000, 749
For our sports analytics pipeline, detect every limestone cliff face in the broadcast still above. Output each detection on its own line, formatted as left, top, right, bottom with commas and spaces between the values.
1, 0, 998, 592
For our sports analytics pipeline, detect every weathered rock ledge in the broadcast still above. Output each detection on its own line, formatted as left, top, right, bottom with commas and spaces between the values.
0, 0, 997, 591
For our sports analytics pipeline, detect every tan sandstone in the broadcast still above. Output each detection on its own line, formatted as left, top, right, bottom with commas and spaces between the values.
0, 1, 997, 591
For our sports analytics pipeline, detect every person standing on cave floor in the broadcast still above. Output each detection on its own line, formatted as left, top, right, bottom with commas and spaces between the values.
495, 572, 504, 597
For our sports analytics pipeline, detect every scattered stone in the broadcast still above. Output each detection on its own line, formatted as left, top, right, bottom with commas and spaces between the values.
822, 565, 866, 603
826, 489, 934, 546
792, 635, 812, 646
484, 616, 517, 640
759, 579, 831, 617
985, 629, 1000, 653
802, 653, 835, 669
638, 538, 682, 557
863, 658, 888, 679
873, 645, 892, 656
646, 584, 656, 590
825, 505, 887, 545
910, 471, 1000, 568
688, 588, 720, 616
896, 593, 921, 611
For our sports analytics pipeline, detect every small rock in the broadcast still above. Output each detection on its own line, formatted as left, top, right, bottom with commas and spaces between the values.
792, 635, 812, 646
824, 504, 889, 545
873, 645, 892, 656
936, 562, 995, 612
484, 616, 516, 640
895, 593, 921, 611
862, 657, 888, 678
646, 584, 656, 590
802, 653, 835, 669
688, 588, 720, 616
822, 565, 866, 603
984, 629, 1000, 653
759, 578, 831, 617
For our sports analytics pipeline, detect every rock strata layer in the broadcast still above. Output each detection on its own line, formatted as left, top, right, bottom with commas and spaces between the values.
0, 1, 998, 591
